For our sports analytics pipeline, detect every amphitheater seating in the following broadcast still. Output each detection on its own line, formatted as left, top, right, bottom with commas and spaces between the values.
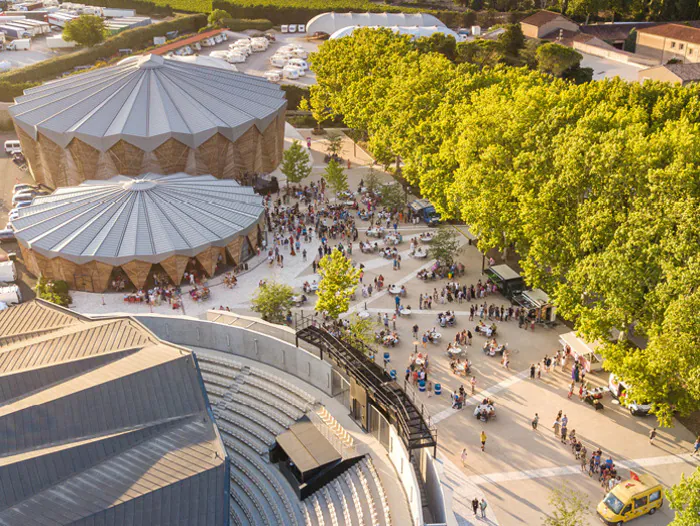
195, 351, 393, 526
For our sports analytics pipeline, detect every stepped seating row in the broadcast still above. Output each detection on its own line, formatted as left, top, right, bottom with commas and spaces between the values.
230, 488, 255, 526
225, 403, 285, 443
322, 487, 340, 526
238, 382, 305, 420
217, 419, 268, 456
342, 470, 365, 526
229, 468, 273, 526
229, 391, 296, 430
229, 452, 285, 526
247, 367, 317, 406
197, 353, 244, 372
226, 439, 301, 526
317, 406, 355, 448
364, 458, 392, 526
333, 479, 353, 526
217, 407, 276, 448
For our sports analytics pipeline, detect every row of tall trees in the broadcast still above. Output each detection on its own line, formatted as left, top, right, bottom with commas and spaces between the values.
307, 28, 700, 427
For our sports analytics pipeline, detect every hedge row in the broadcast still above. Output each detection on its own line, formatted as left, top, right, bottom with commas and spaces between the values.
222, 17, 273, 31
280, 84, 308, 110
0, 14, 207, 101
212, 0, 494, 28
83, 0, 174, 16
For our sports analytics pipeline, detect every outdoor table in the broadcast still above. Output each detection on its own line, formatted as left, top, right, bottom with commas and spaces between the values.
400, 308, 412, 316
366, 228, 383, 238
420, 233, 435, 243
358, 310, 371, 319
448, 347, 463, 356
413, 250, 428, 258
455, 363, 467, 375
309, 283, 318, 291
415, 357, 425, 366
384, 234, 401, 245
389, 286, 402, 294
429, 331, 441, 342
342, 200, 355, 207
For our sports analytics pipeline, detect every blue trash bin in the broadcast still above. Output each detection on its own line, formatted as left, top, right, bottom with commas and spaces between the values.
434, 383, 442, 395
418, 380, 426, 392
390, 369, 397, 380
383, 352, 391, 363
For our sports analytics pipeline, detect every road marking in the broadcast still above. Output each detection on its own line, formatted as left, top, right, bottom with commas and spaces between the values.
431, 369, 530, 425
465, 454, 697, 486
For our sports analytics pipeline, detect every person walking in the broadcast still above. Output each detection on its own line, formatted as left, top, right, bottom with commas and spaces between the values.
649, 428, 657, 445
530, 364, 535, 379
561, 423, 568, 443
412, 324, 419, 339
461, 448, 468, 467
471, 498, 479, 517
553, 417, 561, 437
471, 375, 477, 395
480, 431, 487, 452
692, 435, 700, 456
480, 498, 488, 519
532, 413, 539, 430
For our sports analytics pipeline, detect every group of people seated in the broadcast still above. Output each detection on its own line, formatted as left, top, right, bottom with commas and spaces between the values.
360, 241, 379, 253
437, 311, 456, 327
449, 356, 471, 376
398, 304, 412, 315
390, 284, 407, 297
302, 280, 318, 294
223, 273, 237, 288
189, 286, 210, 302
474, 398, 496, 422
381, 247, 399, 259
475, 321, 497, 336
111, 276, 128, 291
417, 268, 438, 280
384, 233, 403, 245
423, 329, 441, 344
376, 330, 400, 347
482, 338, 508, 356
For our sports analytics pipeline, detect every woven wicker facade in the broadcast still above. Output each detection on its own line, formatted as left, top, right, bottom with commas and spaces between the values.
13, 174, 265, 292
10, 54, 287, 188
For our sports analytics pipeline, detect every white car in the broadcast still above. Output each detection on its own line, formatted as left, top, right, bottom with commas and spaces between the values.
12, 184, 36, 194
287, 58, 308, 71
4, 140, 21, 155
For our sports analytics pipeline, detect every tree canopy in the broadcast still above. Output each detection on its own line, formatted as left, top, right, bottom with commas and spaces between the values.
324, 159, 349, 195
63, 15, 107, 47
280, 140, 312, 186
668, 467, 700, 526
316, 249, 360, 319
250, 282, 293, 323
308, 28, 700, 424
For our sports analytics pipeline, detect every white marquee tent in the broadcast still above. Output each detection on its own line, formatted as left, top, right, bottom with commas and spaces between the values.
306, 12, 445, 35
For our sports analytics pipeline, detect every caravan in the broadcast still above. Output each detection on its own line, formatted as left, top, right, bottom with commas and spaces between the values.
282, 65, 301, 79
269, 55, 288, 68
0, 285, 22, 306
264, 70, 281, 82
287, 58, 308, 72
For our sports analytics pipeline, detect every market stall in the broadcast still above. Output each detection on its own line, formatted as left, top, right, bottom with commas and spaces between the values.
559, 331, 604, 372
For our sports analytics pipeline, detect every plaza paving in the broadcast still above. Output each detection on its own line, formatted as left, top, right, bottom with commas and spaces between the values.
70, 128, 700, 526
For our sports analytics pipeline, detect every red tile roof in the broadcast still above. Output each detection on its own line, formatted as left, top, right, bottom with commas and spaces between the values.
520, 10, 573, 28
637, 23, 700, 45
151, 28, 227, 56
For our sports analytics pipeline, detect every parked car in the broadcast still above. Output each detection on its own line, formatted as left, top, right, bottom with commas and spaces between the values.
12, 183, 37, 194
609, 374, 652, 416
0, 228, 15, 243
13, 200, 33, 210
4, 140, 21, 155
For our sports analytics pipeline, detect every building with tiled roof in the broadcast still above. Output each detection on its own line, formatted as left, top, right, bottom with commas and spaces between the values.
0, 300, 229, 526
636, 23, 700, 63
520, 10, 579, 38
639, 62, 700, 84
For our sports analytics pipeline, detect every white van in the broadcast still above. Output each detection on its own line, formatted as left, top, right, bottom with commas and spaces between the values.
0, 285, 22, 306
227, 52, 246, 64
288, 24, 297, 33
0, 261, 17, 283
282, 65, 301, 79
298, 24, 306, 33
264, 70, 281, 82
4, 140, 21, 154
214, 34, 223, 44
609, 374, 652, 416
251, 40, 267, 52
291, 47, 308, 59
280, 25, 288, 33
201, 37, 216, 47
269, 55, 288, 68
288, 58, 308, 71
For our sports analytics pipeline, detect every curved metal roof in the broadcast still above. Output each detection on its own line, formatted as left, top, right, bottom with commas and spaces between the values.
306, 12, 445, 35
329, 24, 460, 40
13, 173, 265, 266
9, 53, 286, 152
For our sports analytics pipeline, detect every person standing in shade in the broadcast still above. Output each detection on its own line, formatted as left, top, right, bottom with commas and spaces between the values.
480, 430, 487, 452
532, 413, 539, 430
471, 375, 477, 395
552, 417, 561, 437
530, 363, 536, 379
692, 435, 699, 456
649, 428, 657, 445
471, 498, 479, 517
480, 498, 488, 518
461, 448, 468, 467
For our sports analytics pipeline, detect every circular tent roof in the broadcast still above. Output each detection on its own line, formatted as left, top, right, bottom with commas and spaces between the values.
12, 173, 265, 266
329, 25, 460, 41
306, 12, 445, 35
9, 54, 286, 153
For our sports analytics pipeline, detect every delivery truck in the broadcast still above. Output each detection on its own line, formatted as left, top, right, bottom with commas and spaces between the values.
5, 38, 31, 50
46, 35, 76, 48
409, 198, 441, 226
102, 8, 136, 17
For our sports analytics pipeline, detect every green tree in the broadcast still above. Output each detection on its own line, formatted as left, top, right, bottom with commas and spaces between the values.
62, 14, 107, 47
456, 40, 505, 68
536, 42, 583, 77
415, 32, 457, 61
326, 134, 344, 158
324, 159, 348, 195
623, 28, 637, 52
207, 8, 228, 27
344, 313, 380, 349
498, 24, 525, 57
315, 249, 360, 319
569, 0, 609, 24
364, 167, 382, 195
519, 39, 542, 68
428, 228, 461, 265
250, 281, 294, 323
280, 140, 311, 187
380, 182, 405, 211
543, 485, 589, 526
35, 276, 72, 307
668, 468, 700, 526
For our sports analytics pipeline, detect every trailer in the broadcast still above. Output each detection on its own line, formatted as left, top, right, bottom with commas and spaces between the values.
102, 7, 136, 17
16, 18, 50, 34
0, 25, 32, 39
0, 285, 22, 306
47, 12, 78, 28
1, 10, 50, 21
5, 20, 41, 36
46, 34, 76, 48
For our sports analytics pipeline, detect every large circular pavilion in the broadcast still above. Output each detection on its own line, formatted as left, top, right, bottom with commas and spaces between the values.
9, 54, 287, 189
13, 173, 266, 292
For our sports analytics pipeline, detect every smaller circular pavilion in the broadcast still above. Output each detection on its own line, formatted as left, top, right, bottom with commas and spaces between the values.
13, 173, 265, 292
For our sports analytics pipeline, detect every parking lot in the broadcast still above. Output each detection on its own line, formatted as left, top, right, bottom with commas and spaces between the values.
1, 33, 74, 70
203, 29, 320, 86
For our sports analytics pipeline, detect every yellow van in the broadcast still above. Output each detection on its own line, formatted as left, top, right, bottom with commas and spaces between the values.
597, 474, 664, 525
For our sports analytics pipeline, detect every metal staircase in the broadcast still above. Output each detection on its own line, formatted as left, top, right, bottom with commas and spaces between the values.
296, 320, 437, 454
